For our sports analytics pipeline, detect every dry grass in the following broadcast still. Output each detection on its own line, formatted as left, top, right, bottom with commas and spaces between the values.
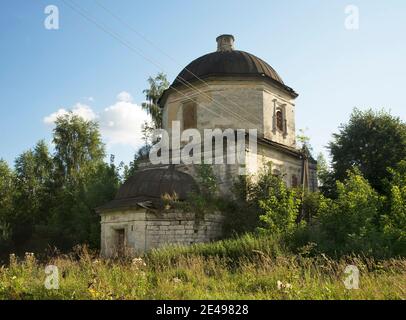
1, 238, 405, 300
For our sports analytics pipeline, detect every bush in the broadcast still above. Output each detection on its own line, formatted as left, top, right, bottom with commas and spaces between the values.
221, 163, 301, 237
382, 161, 406, 255
300, 170, 384, 256
257, 178, 301, 236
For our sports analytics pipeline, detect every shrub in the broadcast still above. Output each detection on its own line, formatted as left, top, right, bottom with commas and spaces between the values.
382, 161, 406, 255
221, 163, 301, 237
220, 176, 260, 237
314, 170, 383, 256
257, 178, 301, 236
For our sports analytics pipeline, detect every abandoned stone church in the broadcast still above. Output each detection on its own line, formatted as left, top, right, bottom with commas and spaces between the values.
97, 35, 317, 257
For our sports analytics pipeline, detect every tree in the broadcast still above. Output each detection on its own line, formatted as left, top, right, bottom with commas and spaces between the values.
0, 160, 15, 246
53, 113, 105, 183
382, 161, 406, 255
11, 141, 54, 249
329, 108, 406, 193
317, 170, 382, 255
316, 153, 336, 197
49, 157, 120, 249
142, 73, 169, 129
48, 114, 118, 249
0, 113, 120, 253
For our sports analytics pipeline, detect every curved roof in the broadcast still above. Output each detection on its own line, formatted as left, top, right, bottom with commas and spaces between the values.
159, 35, 298, 106
172, 50, 285, 87
97, 168, 198, 211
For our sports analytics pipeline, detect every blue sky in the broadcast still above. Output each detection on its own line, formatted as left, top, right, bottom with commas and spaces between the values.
1, 0, 405, 166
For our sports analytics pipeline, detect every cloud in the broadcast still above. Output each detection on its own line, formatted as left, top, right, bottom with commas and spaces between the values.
116, 91, 133, 103
43, 103, 96, 124
43, 93, 151, 150
99, 99, 150, 149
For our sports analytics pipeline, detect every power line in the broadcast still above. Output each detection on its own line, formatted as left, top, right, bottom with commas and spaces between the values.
93, 0, 263, 125
61, 0, 261, 128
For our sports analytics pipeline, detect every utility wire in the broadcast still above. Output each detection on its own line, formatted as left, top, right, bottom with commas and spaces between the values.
61, 0, 260, 128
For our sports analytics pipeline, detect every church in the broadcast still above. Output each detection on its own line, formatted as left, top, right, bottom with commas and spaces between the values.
97, 35, 317, 257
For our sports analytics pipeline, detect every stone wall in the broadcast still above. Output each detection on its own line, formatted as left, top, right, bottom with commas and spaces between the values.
100, 209, 223, 257
162, 78, 297, 145
245, 142, 318, 191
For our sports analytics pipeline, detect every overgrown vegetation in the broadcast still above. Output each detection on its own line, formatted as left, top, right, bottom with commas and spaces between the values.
0, 114, 121, 257
0, 74, 169, 258
0, 72, 405, 300
218, 109, 406, 259
0, 242, 404, 300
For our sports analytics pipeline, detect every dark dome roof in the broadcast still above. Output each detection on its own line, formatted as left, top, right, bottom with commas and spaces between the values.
116, 168, 197, 201
173, 50, 285, 87
97, 168, 198, 211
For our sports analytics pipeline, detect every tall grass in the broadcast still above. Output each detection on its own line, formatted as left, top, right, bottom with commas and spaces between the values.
146, 234, 285, 267
1, 236, 405, 300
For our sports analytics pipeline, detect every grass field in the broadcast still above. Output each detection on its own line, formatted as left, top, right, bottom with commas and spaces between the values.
1, 235, 405, 300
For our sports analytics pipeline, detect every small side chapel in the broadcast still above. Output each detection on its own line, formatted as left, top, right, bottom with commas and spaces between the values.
97, 35, 317, 257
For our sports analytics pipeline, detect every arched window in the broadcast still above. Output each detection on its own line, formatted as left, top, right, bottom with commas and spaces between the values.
291, 175, 298, 188
183, 101, 197, 130
276, 110, 284, 131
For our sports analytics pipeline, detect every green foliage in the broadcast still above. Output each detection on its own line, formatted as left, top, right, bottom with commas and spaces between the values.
316, 153, 336, 198
195, 164, 217, 195
47, 115, 119, 250
48, 160, 120, 250
181, 164, 218, 222
295, 170, 385, 257
141, 73, 169, 129
300, 191, 325, 222
296, 128, 313, 155
12, 141, 54, 249
0, 114, 119, 256
329, 108, 406, 193
0, 242, 405, 300
319, 171, 381, 252
382, 161, 406, 255
53, 113, 105, 183
0, 160, 15, 246
219, 176, 260, 237
257, 176, 301, 236
148, 233, 284, 264
122, 144, 152, 181
222, 163, 301, 237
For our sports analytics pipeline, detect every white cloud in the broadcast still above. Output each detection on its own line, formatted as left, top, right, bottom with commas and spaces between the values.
116, 91, 133, 103
43, 103, 96, 124
43, 93, 151, 150
99, 99, 150, 149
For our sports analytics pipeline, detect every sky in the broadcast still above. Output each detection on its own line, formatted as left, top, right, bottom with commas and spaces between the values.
1, 0, 405, 167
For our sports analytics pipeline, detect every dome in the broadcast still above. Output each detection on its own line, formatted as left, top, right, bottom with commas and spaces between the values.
97, 168, 198, 211
160, 35, 297, 105
173, 50, 285, 87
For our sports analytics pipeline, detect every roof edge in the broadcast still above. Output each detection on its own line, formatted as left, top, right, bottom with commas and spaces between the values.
158, 75, 298, 107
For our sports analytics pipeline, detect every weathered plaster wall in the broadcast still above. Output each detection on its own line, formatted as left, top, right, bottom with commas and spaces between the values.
100, 209, 223, 257
245, 143, 317, 191
263, 88, 296, 147
162, 78, 297, 145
